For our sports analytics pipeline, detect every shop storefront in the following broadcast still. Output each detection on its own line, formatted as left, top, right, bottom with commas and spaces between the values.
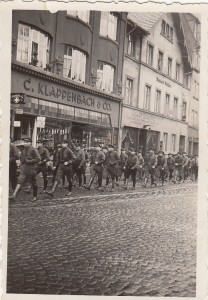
11, 62, 121, 150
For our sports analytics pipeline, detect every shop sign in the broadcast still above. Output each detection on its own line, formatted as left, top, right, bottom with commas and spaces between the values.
14, 121, 21, 127
37, 116, 46, 128
15, 109, 24, 114
22, 77, 113, 112
11, 93, 25, 104
156, 77, 171, 88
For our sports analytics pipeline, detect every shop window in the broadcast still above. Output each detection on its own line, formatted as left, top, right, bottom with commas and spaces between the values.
125, 78, 133, 105
163, 132, 168, 151
158, 51, 163, 72
167, 57, 172, 76
101, 113, 111, 126
144, 85, 151, 109
16, 23, 50, 69
67, 10, 90, 23
175, 63, 180, 81
146, 42, 153, 66
155, 89, 161, 113
100, 12, 117, 41
173, 97, 178, 119
182, 101, 187, 121
172, 134, 176, 152
165, 94, 170, 115
126, 34, 135, 57
88, 111, 102, 124
63, 45, 86, 83
96, 61, 114, 93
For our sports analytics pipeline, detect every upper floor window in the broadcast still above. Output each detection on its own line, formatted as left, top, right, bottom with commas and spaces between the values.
165, 94, 170, 115
125, 78, 133, 105
126, 34, 135, 57
144, 84, 151, 109
175, 63, 180, 81
63, 45, 86, 83
172, 134, 176, 152
161, 20, 173, 42
147, 43, 153, 66
161, 20, 166, 35
173, 97, 178, 119
184, 73, 191, 89
155, 89, 161, 113
167, 57, 172, 76
16, 23, 50, 69
96, 61, 114, 93
191, 110, 198, 127
100, 12, 117, 41
182, 101, 187, 121
67, 11, 90, 23
158, 51, 163, 72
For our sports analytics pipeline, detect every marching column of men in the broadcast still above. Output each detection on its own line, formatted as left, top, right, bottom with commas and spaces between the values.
9, 138, 199, 201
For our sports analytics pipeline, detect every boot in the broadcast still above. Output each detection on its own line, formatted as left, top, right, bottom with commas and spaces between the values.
46, 181, 59, 197
142, 178, 148, 188
31, 186, 38, 202
122, 179, 128, 190
110, 180, 115, 192
9, 183, 21, 200
84, 178, 93, 190
41, 179, 48, 194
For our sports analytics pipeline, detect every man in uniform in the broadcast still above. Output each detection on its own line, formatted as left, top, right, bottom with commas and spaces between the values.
9, 138, 41, 201
46, 140, 76, 197
173, 152, 184, 183
84, 145, 105, 191
116, 148, 128, 185
182, 152, 189, 182
105, 145, 119, 192
137, 150, 145, 182
156, 150, 167, 186
122, 148, 138, 190
143, 149, 157, 187
167, 153, 175, 181
73, 144, 86, 188
36, 140, 50, 193
9, 138, 20, 192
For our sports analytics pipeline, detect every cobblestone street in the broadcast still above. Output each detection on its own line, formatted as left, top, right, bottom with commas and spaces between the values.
7, 181, 197, 296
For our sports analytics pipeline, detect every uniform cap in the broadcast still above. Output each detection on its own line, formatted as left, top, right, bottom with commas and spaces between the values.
158, 150, 164, 155
22, 137, 32, 143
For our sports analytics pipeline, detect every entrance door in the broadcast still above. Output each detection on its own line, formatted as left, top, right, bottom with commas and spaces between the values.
13, 115, 35, 141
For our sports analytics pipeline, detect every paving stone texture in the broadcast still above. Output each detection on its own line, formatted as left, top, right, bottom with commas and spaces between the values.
7, 180, 197, 296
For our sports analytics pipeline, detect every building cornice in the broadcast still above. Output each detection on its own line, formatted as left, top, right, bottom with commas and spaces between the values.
12, 61, 123, 103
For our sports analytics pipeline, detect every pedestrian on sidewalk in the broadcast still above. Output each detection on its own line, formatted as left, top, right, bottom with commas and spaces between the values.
122, 148, 138, 190
36, 140, 50, 193
9, 138, 41, 202
46, 140, 76, 197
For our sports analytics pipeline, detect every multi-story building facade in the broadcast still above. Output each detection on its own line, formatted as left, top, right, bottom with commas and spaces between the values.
11, 10, 127, 149
121, 12, 200, 155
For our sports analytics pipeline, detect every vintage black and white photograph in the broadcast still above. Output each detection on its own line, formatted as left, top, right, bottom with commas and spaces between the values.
5, 8, 201, 297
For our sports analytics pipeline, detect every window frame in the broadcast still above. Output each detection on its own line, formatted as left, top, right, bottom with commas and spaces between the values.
144, 84, 151, 110
163, 132, 168, 152
125, 77, 133, 105
146, 42, 154, 66
155, 89, 161, 113
167, 56, 172, 77
165, 93, 170, 116
172, 134, 176, 152
157, 50, 164, 72
175, 62, 180, 81
16, 23, 51, 69
96, 61, 115, 93
173, 97, 178, 119
66, 11, 90, 23
63, 45, 87, 84
99, 11, 118, 41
